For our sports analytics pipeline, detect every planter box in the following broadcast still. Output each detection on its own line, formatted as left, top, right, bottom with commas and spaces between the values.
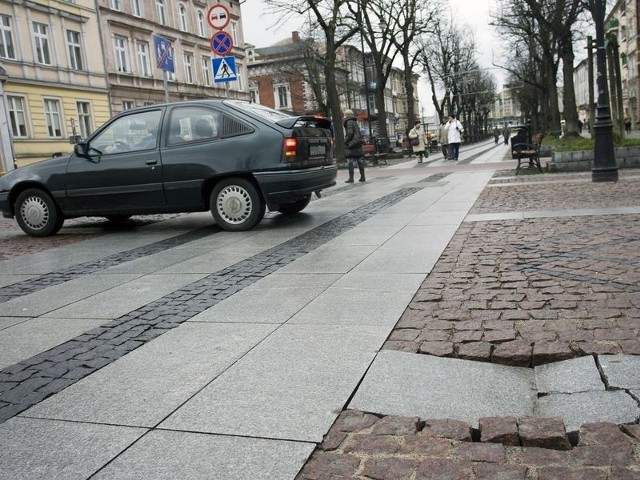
548, 146, 640, 172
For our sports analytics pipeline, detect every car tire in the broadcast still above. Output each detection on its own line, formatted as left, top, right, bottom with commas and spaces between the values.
277, 194, 312, 215
15, 188, 64, 237
210, 178, 264, 231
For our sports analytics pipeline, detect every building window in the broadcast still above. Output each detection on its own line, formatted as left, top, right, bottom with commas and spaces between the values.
230, 21, 238, 45
201, 56, 211, 85
274, 80, 290, 109
33, 22, 51, 65
236, 63, 243, 90
0, 15, 15, 60
136, 41, 151, 77
7, 95, 27, 137
167, 69, 176, 81
249, 84, 259, 104
197, 11, 205, 36
131, 0, 142, 16
114, 36, 130, 73
76, 101, 92, 139
123, 100, 135, 110
44, 99, 63, 138
184, 52, 194, 83
110, 0, 121, 10
178, 4, 188, 31
156, 0, 167, 26
66, 30, 83, 71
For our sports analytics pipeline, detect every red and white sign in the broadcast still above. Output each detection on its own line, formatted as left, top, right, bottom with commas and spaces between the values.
207, 4, 230, 31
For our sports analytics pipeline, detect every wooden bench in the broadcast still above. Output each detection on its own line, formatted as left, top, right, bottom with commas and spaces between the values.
362, 143, 388, 165
511, 132, 544, 175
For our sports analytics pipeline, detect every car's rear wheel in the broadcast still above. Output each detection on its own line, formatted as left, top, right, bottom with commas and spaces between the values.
15, 188, 64, 237
277, 194, 312, 215
210, 178, 264, 231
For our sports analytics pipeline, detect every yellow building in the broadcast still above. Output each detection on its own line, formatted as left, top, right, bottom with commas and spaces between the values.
0, 0, 110, 169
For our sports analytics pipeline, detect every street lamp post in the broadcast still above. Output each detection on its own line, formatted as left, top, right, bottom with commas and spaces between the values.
592, 0, 618, 182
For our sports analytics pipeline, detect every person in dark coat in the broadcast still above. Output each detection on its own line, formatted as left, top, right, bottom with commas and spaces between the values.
343, 109, 365, 183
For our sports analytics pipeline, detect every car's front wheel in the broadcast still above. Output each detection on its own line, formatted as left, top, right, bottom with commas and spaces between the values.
277, 194, 312, 215
15, 188, 64, 237
210, 178, 264, 231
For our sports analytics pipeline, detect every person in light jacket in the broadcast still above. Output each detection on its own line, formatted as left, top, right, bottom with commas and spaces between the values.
437, 118, 449, 159
407, 121, 428, 164
446, 114, 463, 161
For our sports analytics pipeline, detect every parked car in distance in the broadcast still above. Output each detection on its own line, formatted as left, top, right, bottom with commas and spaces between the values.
0, 100, 337, 237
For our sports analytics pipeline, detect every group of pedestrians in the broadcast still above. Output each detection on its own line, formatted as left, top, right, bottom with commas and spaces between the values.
407, 114, 464, 163
341, 111, 465, 183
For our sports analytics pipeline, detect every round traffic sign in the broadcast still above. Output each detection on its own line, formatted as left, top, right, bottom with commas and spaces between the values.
211, 31, 234, 56
207, 4, 230, 30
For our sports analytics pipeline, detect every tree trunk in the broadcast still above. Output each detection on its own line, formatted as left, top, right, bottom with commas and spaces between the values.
323, 34, 345, 164
560, 37, 580, 137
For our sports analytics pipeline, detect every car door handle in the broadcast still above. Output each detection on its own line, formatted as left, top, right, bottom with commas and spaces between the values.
145, 159, 158, 165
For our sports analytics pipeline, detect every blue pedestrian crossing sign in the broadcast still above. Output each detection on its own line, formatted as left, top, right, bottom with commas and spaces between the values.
213, 56, 237, 83
153, 34, 174, 73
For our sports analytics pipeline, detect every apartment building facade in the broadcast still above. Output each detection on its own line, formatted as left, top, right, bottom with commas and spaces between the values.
98, 0, 248, 115
0, 0, 111, 168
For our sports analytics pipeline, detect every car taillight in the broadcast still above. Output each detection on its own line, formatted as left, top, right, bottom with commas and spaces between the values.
284, 138, 297, 158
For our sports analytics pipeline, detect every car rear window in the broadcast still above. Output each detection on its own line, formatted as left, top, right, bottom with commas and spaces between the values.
225, 100, 291, 123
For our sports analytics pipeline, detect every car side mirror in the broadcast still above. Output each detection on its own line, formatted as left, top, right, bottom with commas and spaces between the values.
74, 142, 89, 158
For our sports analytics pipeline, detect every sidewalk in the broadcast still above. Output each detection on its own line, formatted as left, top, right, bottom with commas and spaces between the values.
0, 142, 638, 479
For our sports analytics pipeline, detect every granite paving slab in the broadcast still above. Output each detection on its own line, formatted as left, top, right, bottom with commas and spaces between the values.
0, 317, 110, 369
535, 356, 605, 394
155, 250, 261, 274
598, 355, 640, 389
187, 286, 325, 324
0, 417, 146, 480
535, 391, 640, 433
0, 274, 142, 317
324, 225, 403, 246
0, 317, 28, 331
92, 430, 314, 480
42, 273, 206, 319
288, 287, 415, 327
22, 323, 277, 427
353, 224, 458, 274
159, 324, 390, 443
348, 350, 536, 427
243, 273, 341, 290
277, 244, 378, 274
330, 272, 425, 292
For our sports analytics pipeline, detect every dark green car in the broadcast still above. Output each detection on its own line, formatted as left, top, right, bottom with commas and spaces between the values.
0, 100, 337, 237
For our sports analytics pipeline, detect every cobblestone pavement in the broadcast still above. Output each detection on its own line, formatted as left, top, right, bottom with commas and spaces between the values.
299, 170, 640, 479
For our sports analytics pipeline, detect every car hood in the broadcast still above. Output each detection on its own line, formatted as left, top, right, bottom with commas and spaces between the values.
0, 155, 70, 189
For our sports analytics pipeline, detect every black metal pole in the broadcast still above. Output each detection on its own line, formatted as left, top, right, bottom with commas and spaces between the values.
592, 0, 618, 182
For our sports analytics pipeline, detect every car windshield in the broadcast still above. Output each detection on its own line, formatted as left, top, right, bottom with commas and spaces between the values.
225, 100, 291, 123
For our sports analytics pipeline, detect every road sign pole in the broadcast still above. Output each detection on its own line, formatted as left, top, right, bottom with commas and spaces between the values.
163, 70, 169, 103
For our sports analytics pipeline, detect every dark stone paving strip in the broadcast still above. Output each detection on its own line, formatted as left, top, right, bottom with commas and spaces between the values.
0, 182, 432, 424
0, 227, 220, 304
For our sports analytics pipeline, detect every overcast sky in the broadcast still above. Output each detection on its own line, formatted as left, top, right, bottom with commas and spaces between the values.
240, 0, 505, 117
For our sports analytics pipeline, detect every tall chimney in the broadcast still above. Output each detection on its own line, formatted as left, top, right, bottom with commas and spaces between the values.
292, 31, 300, 43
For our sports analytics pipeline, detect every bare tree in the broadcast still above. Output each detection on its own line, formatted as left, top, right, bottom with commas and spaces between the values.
263, 0, 359, 162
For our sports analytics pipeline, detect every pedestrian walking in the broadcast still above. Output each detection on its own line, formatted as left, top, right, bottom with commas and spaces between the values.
408, 121, 428, 164
446, 114, 463, 161
343, 109, 365, 183
625, 117, 632, 133
493, 126, 500, 144
502, 125, 511, 145
437, 118, 449, 159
